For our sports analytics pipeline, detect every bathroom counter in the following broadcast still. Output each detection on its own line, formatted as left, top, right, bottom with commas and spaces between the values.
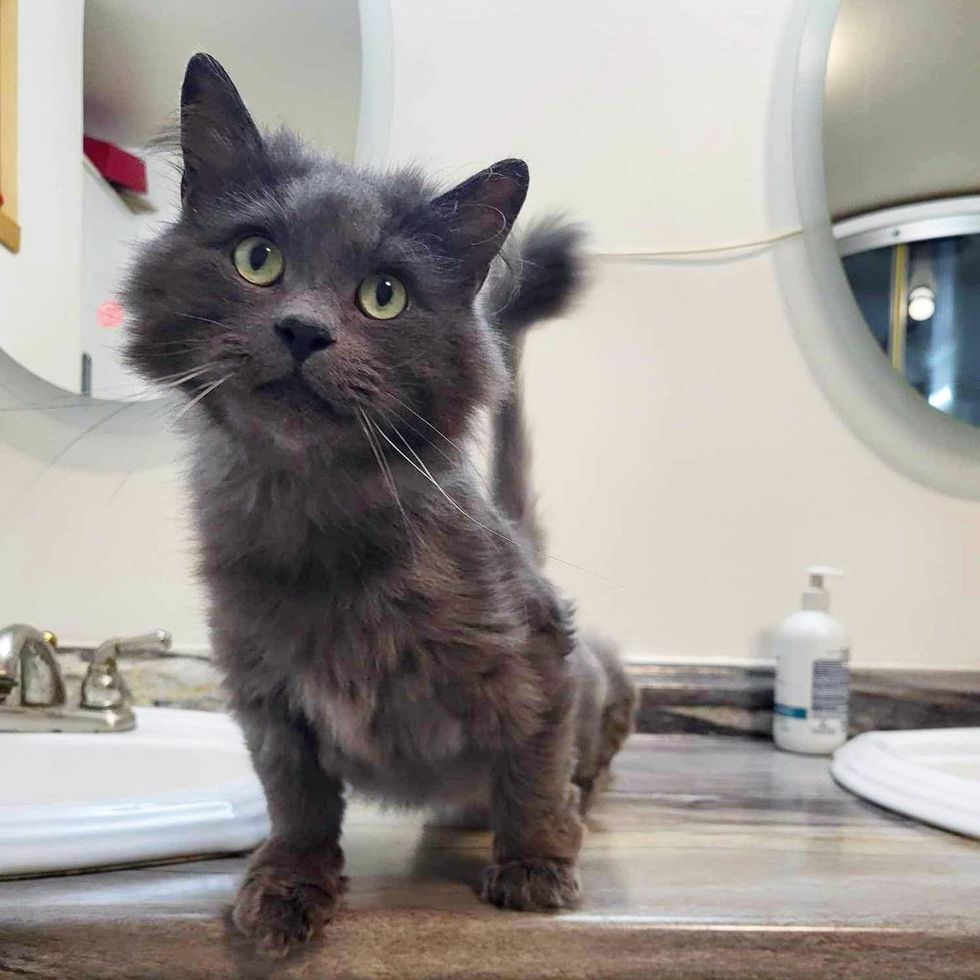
1, 734, 978, 979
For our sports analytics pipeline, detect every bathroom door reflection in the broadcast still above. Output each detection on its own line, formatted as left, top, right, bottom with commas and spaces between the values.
842, 233, 980, 427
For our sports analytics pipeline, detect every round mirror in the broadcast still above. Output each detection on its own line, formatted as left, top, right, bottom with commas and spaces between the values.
0, 0, 362, 402
781, 0, 980, 499
825, 0, 980, 429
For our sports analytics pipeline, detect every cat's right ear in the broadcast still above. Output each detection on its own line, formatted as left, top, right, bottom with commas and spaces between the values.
179, 54, 263, 208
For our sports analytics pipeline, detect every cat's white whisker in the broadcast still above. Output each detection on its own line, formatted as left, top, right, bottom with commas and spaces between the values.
355, 408, 419, 555
383, 409, 457, 468
0, 366, 208, 413
173, 312, 230, 329
380, 403, 497, 499
386, 393, 467, 456
5, 400, 141, 516
366, 415, 504, 549
172, 373, 233, 422
369, 414, 616, 583
155, 365, 214, 386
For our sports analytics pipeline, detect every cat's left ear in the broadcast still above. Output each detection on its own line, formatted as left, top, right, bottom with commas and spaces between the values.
430, 159, 529, 289
179, 53, 264, 207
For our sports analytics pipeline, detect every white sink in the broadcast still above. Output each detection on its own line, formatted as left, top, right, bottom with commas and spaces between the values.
832, 727, 980, 838
0, 708, 269, 877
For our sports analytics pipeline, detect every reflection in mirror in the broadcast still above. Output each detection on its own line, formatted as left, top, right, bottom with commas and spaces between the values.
824, 1, 980, 428
835, 200, 980, 427
0, 0, 361, 401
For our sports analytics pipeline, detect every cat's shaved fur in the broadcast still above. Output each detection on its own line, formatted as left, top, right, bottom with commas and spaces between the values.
124, 54, 634, 956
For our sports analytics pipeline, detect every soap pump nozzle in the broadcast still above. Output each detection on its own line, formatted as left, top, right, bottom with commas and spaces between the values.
802, 565, 844, 612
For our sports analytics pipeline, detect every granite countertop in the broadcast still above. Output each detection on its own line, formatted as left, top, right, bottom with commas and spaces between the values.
55, 648, 980, 737
632, 663, 980, 736
2, 735, 978, 979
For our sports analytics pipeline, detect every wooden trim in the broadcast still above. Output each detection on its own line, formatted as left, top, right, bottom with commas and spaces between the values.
0, 208, 18, 251
0, 0, 19, 253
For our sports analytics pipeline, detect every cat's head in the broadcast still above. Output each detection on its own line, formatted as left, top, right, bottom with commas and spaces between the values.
124, 54, 526, 463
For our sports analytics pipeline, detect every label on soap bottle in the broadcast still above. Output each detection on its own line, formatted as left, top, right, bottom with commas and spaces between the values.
811, 657, 849, 717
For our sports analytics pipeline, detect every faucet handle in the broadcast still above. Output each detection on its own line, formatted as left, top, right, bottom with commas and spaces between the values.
112, 630, 172, 657
79, 629, 170, 713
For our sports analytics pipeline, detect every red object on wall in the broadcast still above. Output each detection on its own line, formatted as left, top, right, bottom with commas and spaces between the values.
97, 300, 125, 329
83, 136, 148, 194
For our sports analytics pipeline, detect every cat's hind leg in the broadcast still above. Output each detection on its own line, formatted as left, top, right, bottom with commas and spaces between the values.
571, 635, 637, 816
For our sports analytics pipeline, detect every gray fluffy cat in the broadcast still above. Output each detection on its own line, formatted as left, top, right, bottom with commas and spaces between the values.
124, 54, 635, 956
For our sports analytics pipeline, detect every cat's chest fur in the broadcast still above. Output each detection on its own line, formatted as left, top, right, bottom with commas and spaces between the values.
284, 647, 493, 807
200, 449, 526, 802
291, 665, 466, 769
216, 556, 514, 800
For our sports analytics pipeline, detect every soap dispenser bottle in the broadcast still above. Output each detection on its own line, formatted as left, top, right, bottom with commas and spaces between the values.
773, 566, 850, 755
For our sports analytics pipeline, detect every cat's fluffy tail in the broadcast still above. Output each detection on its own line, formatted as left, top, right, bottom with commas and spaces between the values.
487, 218, 586, 558
488, 223, 636, 809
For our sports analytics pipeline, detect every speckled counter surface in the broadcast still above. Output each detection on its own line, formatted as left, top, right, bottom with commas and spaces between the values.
54, 648, 980, 735
2, 735, 978, 979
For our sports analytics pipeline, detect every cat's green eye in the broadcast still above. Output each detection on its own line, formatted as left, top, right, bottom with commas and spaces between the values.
357, 273, 408, 320
233, 236, 284, 286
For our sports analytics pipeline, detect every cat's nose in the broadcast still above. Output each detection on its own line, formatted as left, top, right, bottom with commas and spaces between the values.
274, 317, 336, 362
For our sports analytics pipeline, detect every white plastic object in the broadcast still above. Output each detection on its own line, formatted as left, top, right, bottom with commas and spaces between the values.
832, 728, 980, 838
773, 566, 850, 755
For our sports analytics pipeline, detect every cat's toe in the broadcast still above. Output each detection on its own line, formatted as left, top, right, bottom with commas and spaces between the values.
231, 860, 345, 958
480, 858, 581, 911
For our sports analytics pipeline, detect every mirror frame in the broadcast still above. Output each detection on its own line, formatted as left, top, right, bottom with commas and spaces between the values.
782, 0, 980, 500
834, 196, 980, 258
0, 0, 393, 472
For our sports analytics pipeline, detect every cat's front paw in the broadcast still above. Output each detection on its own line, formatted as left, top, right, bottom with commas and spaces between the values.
231, 844, 346, 958
480, 858, 581, 911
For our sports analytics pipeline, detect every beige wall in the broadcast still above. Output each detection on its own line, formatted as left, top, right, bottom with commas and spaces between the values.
1, 0, 979, 667
0, 444, 204, 650
524, 252, 980, 667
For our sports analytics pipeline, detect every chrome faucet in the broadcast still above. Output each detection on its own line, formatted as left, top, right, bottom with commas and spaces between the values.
0, 625, 171, 733
0, 625, 66, 709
